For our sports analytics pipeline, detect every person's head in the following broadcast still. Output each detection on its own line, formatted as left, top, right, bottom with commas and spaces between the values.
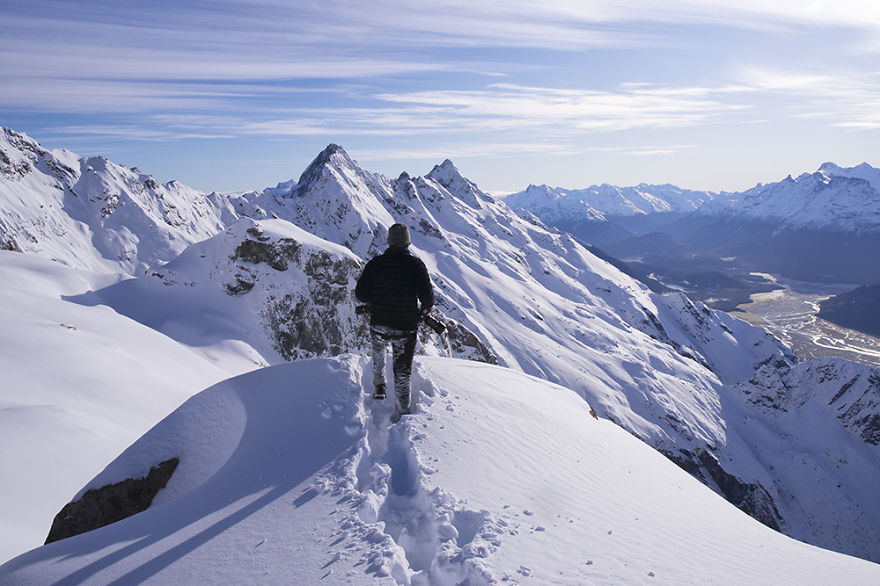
387, 223, 411, 248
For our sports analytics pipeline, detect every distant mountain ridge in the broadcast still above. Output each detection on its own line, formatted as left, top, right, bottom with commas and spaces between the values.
2, 125, 880, 563
698, 161, 880, 233
506, 161, 880, 233
506, 161, 880, 284
505, 182, 714, 231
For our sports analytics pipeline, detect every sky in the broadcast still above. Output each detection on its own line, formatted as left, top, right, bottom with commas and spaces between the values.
2, 0, 880, 194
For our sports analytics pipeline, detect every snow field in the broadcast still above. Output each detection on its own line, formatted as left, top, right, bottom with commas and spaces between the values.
2, 354, 880, 584
0, 252, 246, 561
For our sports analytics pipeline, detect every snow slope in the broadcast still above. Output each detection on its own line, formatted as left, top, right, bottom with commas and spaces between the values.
2, 357, 878, 585
224, 147, 880, 562
0, 251, 262, 562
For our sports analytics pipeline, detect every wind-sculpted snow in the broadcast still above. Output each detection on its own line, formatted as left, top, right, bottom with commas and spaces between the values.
4, 357, 880, 584
0, 252, 246, 561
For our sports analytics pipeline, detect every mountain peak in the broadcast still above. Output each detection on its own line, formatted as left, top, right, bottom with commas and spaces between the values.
311, 143, 352, 168
321, 143, 346, 157
294, 144, 360, 196
425, 159, 491, 208
818, 161, 843, 174
427, 158, 463, 182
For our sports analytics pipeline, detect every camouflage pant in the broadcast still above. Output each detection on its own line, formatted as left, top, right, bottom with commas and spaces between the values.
370, 326, 417, 415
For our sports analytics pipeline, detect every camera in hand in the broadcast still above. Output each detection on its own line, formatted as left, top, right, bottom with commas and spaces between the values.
423, 312, 447, 335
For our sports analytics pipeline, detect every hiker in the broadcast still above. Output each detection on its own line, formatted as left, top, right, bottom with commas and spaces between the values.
355, 223, 434, 419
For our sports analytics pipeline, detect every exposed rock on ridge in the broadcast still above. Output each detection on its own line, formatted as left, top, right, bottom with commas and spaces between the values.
45, 458, 179, 544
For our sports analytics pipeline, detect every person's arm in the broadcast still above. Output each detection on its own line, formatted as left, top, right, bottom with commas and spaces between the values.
415, 259, 434, 311
355, 261, 373, 304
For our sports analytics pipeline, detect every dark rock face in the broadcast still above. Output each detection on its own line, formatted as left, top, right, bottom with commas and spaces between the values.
832, 372, 880, 445
441, 319, 498, 365
45, 458, 179, 544
0, 222, 22, 252
232, 233, 301, 272
260, 246, 366, 361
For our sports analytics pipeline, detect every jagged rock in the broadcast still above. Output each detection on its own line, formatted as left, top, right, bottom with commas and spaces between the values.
231, 237, 301, 272
442, 319, 497, 365
45, 458, 179, 544
262, 251, 367, 360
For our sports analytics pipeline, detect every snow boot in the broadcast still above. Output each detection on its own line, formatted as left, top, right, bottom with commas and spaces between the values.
372, 383, 386, 400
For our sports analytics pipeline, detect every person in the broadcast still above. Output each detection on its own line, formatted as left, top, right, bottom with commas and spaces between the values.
355, 223, 434, 420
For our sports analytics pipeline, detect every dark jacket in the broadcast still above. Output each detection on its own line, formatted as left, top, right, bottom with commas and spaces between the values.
355, 247, 434, 331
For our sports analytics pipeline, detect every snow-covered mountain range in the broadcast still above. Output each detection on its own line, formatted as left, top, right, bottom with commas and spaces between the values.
506, 161, 880, 284
505, 161, 880, 233
0, 127, 237, 273
1, 126, 879, 577
505, 182, 713, 223
698, 161, 880, 232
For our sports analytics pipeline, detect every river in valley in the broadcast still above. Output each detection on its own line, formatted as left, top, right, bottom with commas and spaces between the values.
729, 274, 880, 368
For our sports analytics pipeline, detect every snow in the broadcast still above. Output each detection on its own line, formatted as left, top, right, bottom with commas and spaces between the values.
506, 163, 880, 233
3, 127, 880, 573
0, 127, 236, 274
697, 162, 880, 232
0, 252, 258, 561
504, 182, 714, 223
3, 356, 879, 585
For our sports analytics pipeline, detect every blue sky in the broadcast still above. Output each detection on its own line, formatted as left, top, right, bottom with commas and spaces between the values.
2, 0, 879, 194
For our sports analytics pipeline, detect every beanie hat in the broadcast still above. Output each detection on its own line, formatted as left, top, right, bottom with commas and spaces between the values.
387, 223, 411, 247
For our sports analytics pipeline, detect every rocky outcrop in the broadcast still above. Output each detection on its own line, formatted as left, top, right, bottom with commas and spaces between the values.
260, 249, 366, 360
440, 319, 497, 365
45, 458, 179, 544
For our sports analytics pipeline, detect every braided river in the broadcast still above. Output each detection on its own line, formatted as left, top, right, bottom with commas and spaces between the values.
731, 274, 880, 368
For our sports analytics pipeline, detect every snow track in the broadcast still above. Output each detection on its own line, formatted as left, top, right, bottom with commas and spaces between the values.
352, 358, 498, 585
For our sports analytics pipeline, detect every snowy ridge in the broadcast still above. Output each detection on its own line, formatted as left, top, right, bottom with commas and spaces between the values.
234, 144, 788, 451
150, 217, 367, 362
0, 127, 237, 273
506, 162, 880, 234
0, 251, 255, 562
697, 162, 880, 232
3, 357, 879, 584
223, 146, 880, 561
504, 182, 714, 223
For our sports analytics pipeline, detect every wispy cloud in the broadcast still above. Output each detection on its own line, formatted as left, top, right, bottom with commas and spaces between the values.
735, 68, 880, 130
4, 0, 880, 192
373, 83, 745, 132
6, 0, 880, 89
